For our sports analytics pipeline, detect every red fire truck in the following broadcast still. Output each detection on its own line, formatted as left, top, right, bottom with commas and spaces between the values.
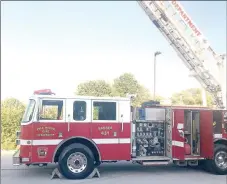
12, 0, 227, 180
13, 89, 227, 179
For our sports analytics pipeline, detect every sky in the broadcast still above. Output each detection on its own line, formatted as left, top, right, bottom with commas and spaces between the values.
1, 1, 226, 103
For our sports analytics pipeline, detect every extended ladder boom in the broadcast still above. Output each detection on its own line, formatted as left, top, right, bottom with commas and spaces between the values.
138, 0, 226, 109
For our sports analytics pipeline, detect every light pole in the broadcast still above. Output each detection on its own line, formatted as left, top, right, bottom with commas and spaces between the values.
153, 51, 161, 100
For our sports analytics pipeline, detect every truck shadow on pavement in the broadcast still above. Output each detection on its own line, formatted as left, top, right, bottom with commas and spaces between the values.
2, 155, 225, 184
5, 162, 208, 178
98, 162, 206, 175
1, 155, 211, 181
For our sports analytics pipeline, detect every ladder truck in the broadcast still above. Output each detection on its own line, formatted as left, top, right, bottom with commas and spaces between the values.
13, 1, 227, 180
138, 1, 226, 110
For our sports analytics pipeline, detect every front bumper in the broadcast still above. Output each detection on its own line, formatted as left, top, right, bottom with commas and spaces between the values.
12, 149, 21, 166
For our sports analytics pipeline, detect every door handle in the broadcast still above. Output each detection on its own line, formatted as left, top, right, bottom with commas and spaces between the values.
121, 114, 124, 132
67, 114, 71, 132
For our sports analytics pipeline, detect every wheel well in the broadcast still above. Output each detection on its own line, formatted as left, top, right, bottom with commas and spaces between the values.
214, 139, 227, 146
53, 137, 101, 163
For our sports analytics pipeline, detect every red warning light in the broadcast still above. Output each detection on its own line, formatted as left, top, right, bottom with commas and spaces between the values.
33, 89, 55, 95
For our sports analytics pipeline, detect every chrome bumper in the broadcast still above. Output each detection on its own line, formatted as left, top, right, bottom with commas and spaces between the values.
12, 149, 21, 166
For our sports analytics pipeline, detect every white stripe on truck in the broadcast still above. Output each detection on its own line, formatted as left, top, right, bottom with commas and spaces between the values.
19, 138, 131, 146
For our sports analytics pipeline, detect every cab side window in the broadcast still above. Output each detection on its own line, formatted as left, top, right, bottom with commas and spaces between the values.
39, 100, 63, 120
73, 101, 86, 121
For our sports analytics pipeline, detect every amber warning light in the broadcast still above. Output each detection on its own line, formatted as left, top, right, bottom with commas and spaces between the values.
33, 89, 55, 95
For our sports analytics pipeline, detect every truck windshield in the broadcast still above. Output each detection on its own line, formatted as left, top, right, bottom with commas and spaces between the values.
21, 99, 36, 123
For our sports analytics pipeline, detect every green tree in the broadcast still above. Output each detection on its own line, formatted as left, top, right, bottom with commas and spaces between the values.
75, 73, 164, 107
75, 80, 113, 97
1, 98, 26, 150
171, 88, 214, 107
132, 85, 152, 107
112, 73, 140, 97
112, 73, 163, 107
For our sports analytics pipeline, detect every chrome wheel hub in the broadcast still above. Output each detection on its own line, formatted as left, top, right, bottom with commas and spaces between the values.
215, 151, 227, 170
67, 152, 87, 173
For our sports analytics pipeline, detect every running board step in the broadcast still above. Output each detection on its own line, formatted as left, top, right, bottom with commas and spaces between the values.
132, 156, 170, 161
138, 160, 170, 166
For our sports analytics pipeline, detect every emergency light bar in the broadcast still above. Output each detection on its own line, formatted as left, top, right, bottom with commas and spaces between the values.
33, 89, 55, 95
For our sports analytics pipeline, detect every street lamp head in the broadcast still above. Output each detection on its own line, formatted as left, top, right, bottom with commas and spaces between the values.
154, 51, 161, 56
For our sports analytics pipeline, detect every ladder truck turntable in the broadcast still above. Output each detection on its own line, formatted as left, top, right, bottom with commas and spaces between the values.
13, 0, 227, 179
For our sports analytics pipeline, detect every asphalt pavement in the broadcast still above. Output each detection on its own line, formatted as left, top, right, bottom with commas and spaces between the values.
1, 151, 226, 184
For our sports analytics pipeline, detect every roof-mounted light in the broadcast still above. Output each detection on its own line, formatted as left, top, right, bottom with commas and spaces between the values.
33, 89, 55, 95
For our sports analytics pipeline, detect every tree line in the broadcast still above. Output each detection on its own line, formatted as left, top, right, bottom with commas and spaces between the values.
1, 73, 214, 150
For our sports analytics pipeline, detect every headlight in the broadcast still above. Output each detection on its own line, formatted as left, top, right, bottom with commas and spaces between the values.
16, 139, 20, 145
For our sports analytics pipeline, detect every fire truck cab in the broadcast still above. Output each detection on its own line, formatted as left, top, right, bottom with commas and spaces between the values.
13, 89, 227, 179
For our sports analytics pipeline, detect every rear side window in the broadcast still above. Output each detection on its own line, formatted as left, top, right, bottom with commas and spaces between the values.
93, 101, 116, 121
73, 101, 86, 121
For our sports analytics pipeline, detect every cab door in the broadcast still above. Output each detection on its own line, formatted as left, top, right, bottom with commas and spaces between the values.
32, 98, 67, 162
66, 98, 91, 138
33, 98, 67, 140
91, 99, 121, 160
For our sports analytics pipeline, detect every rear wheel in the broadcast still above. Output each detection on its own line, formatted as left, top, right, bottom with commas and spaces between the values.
206, 144, 227, 175
58, 143, 95, 179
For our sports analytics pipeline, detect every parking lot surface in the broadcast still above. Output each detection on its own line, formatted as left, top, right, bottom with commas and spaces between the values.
1, 151, 226, 184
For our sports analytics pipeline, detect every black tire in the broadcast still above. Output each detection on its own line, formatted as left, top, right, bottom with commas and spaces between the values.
58, 143, 95, 179
206, 144, 227, 175
95, 161, 101, 167
203, 159, 214, 173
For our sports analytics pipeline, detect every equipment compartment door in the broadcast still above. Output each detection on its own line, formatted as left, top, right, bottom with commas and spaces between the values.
118, 100, 131, 160
200, 110, 213, 159
223, 110, 227, 139
172, 109, 185, 160
91, 100, 121, 160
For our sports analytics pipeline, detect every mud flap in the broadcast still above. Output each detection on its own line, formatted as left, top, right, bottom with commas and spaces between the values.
50, 167, 101, 180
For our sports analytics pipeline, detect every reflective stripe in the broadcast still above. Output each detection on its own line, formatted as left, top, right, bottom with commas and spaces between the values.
214, 134, 222, 138
33, 139, 63, 145
19, 138, 131, 146
20, 139, 32, 145
93, 138, 131, 144
172, 141, 184, 148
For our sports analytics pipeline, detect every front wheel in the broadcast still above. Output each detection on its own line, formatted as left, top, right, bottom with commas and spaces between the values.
207, 144, 227, 175
58, 143, 95, 179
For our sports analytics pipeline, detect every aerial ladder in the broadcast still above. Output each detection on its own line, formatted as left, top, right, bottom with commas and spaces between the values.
137, 1, 226, 109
